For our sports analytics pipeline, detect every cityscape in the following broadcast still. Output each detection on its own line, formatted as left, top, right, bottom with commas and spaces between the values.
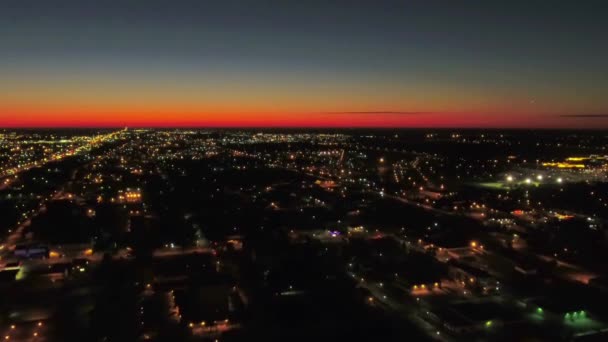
0, 129, 607, 341
2, 1, 608, 341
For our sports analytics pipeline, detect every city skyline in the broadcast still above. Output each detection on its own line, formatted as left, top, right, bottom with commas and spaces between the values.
3, 3, 608, 340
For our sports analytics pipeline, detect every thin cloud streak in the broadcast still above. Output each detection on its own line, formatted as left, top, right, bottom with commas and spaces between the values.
323, 111, 431, 115
559, 114, 608, 118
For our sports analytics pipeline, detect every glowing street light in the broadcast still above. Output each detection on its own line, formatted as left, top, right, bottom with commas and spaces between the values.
506, 175, 513, 182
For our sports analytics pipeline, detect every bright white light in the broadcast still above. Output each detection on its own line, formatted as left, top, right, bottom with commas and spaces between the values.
557, 177, 563, 183
506, 175, 513, 182
525, 178, 532, 184
536, 175, 543, 181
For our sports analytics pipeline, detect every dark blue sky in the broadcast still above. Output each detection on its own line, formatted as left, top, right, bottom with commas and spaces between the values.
1, 0, 607, 127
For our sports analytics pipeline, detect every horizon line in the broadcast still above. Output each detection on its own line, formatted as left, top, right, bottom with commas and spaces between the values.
1, 125, 606, 131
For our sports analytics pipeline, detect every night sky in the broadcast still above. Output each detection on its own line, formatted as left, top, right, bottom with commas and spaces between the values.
1, 0, 607, 128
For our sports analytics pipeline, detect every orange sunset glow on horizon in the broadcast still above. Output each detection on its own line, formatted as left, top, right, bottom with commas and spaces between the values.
0, 1, 607, 128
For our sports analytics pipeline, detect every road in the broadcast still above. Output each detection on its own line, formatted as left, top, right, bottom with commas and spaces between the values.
348, 271, 451, 341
